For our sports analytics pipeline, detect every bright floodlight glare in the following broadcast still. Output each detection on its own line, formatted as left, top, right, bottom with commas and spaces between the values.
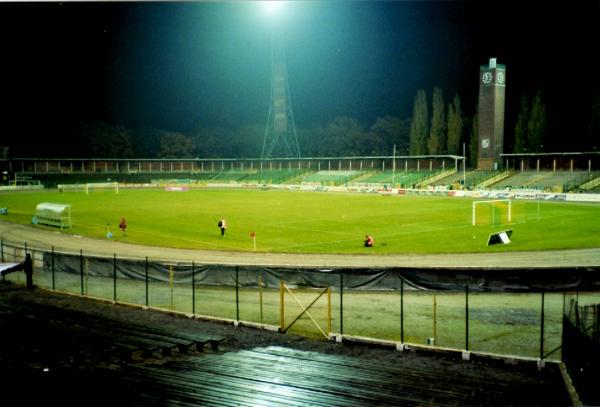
260, 1, 284, 15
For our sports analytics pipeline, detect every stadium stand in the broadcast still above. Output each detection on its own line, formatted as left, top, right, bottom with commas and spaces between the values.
567, 171, 600, 192
301, 171, 363, 186
0, 289, 573, 406
0, 298, 223, 366
6, 155, 600, 193
491, 171, 593, 192
354, 170, 442, 188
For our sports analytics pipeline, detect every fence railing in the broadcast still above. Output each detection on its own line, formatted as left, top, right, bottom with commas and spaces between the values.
2, 240, 599, 361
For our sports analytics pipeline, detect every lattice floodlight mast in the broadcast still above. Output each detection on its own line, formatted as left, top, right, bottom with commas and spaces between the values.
261, 36, 300, 159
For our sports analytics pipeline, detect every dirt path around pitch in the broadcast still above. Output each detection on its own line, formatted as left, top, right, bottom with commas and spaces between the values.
1, 220, 599, 268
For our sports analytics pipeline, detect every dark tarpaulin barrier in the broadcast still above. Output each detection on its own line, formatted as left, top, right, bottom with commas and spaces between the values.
562, 303, 600, 406
394, 267, 600, 292
43, 252, 600, 292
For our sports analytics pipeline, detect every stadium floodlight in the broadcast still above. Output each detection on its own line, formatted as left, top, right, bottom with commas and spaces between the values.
260, 1, 284, 16
260, 0, 300, 159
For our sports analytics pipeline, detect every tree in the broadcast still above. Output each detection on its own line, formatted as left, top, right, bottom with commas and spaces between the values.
513, 94, 530, 153
427, 87, 446, 154
588, 94, 600, 151
446, 94, 464, 155
360, 124, 384, 156
131, 127, 163, 157
158, 132, 195, 158
230, 124, 264, 158
528, 90, 546, 152
469, 113, 478, 168
193, 127, 229, 158
79, 122, 134, 158
296, 124, 323, 157
320, 116, 365, 156
409, 89, 429, 155
368, 116, 409, 156
395, 118, 412, 155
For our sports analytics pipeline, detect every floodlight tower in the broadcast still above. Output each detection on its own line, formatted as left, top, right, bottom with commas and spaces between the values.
260, 2, 300, 159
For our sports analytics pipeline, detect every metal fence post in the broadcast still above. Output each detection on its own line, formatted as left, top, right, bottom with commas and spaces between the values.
145, 256, 149, 307
235, 266, 239, 321
259, 273, 264, 324
400, 278, 404, 343
465, 284, 469, 351
592, 304, 600, 341
433, 294, 437, 345
540, 290, 545, 360
51, 246, 55, 291
80, 249, 84, 295
327, 287, 332, 336
169, 265, 174, 310
340, 273, 344, 335
279, 281, 284, 331
113, 253, 117, 302
192, 261, 195, 316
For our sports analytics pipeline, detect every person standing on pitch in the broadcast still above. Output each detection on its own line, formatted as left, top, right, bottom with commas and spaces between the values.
364, 235, 374, 247
218, 219, 227, 237
119, 217, 127, 237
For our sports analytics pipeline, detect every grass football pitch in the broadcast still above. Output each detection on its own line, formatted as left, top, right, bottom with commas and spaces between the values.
1, 188, 599, 254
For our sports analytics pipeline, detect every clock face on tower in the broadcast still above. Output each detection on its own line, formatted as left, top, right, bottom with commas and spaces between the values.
482, 72, 493, 85
481, 138, 490, 149
496, 71, 505, 85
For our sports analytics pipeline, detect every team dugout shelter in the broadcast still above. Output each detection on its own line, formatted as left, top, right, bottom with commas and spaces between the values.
34, 202, 72, 229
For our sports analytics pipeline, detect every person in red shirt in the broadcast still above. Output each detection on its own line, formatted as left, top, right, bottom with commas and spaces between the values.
364, 235, 374, 247
119, 217, 127, 236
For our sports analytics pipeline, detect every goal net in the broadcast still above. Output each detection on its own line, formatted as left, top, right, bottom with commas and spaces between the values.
472, 199, 512, 226
57, 182, 119, 194
84, 182, 119, 195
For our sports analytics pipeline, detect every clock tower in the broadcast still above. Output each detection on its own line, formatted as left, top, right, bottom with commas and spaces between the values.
477, 58, 506, 170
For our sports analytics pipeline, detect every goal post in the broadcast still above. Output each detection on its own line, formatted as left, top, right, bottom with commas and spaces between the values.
84, 182, 119, 195
472, 199, 512, 226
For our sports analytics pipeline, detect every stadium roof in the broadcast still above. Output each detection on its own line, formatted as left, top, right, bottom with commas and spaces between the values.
501, 151, 600, 157
11, 155, 464, 162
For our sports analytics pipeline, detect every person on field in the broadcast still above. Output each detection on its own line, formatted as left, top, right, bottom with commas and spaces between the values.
218, 219, 227, 236
119, 217, 127, 236
364, 235, 374, 247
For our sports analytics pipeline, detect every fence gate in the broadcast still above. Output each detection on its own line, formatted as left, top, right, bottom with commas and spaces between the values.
279, 281, 331, 339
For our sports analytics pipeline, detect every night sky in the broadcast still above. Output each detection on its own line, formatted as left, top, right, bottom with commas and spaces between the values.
1, 1, 598, 156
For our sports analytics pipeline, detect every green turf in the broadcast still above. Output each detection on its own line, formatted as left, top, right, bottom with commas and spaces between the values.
1, 188, 599, 254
